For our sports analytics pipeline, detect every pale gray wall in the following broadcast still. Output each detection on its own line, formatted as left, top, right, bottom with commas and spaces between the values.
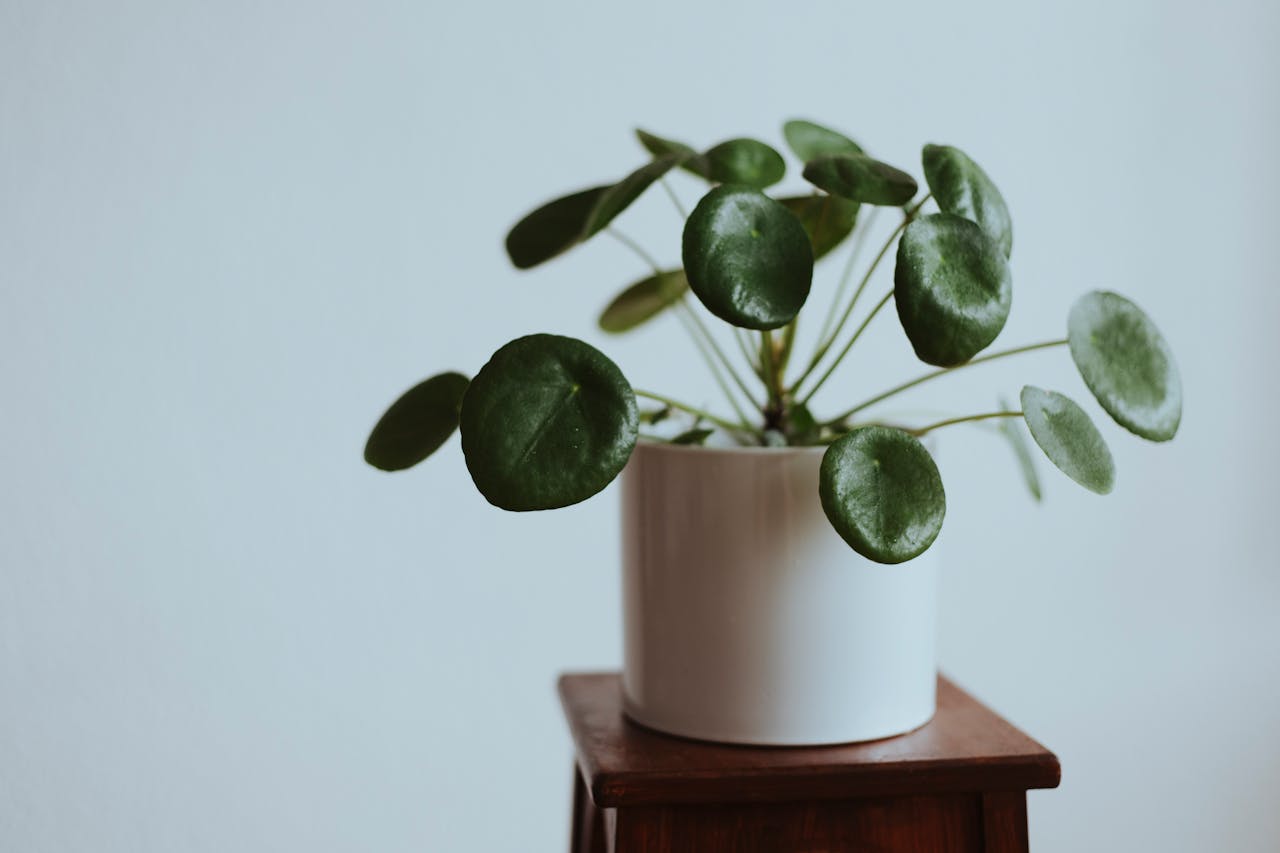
2, 1, 1277, 850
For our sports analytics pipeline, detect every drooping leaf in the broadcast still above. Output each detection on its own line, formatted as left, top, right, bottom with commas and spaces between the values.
635, 128, 699, 160
670, 427, 714, 446
583, 154, 684, 237
1068, 291, 1182, 442
997, 395, 1042, 501
778, 194, 860, 261
782, 119, 863, 162
699, 138, 786, 188
506, 155, 683, 270
802, 152, 918, 206
922, 144, 1013, 257
364, 372, 470, 472
505, 186, 608, 269
599, 270, 689, 333
894, 213, 1013, 366
459, 335, 638, 511
636, 128, 711, 179
1020, 386, 1115, 494
682, 186, 814, 330
819, 426, 946, 564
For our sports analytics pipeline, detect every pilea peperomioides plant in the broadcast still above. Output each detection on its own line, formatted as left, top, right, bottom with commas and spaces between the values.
365, 120, 1182, 564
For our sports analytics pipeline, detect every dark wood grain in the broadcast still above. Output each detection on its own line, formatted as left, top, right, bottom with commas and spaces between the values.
613, 795, 984, 853
559, 672, 1060, 808
981, 791, 1030, 853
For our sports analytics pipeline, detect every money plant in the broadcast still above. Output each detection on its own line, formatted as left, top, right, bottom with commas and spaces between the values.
364, 120, 1182, 564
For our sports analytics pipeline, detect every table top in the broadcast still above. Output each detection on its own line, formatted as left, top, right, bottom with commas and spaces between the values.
559, 673, 1060, 807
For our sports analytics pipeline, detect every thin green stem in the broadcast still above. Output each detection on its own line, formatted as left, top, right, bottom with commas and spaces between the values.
791, 194, 930, 394
677, 299, 761, 413
822, 338, 1069, 426
778, 318, 798, 379
659, 178, 688, 218
906, 410, 1022, 436
799, 289, 894, 406
606, 227, 661, 273
632, 389, 755, 437
674, 308, 752, 427
733, 328, 764, 379
760, 329, 782, 405
815, 206, 880, 344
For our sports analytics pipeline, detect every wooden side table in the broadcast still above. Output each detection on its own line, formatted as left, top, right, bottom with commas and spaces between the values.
560, 673, 1059, 852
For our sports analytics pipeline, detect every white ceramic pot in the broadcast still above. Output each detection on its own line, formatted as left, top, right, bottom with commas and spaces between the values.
619, 440, 938, 745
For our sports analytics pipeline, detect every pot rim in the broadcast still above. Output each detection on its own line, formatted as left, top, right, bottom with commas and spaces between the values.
633, 437, 826, 458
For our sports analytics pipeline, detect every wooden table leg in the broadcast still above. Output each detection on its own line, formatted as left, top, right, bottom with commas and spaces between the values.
981, 792, 1029, 853
570, 763, 606, 853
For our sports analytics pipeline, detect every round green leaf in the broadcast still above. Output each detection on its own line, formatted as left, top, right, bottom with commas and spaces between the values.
778, 194, 860, 261
682, 185, 814, 330
802, 152, 918, 206
364, 372, 470, 471
583, 154, 683, 237
598, 270, 689, 333
1067, 291, 1182, 442
922, 144, 1013, 257
701, 138, 786, 189
894, 213, 1013, 367
782, 119, 863, 162
505, 186, 608, 269
460, 335, 638, 511
819, 426, 946, 564
1020, 386, 1115, 494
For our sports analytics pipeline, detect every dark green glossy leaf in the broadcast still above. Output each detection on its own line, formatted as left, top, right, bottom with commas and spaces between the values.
778, 194, 860, 261
1020, 386, 1115, 494
583, 154, 683, 237
782, 119, 863, 161
997, 395, 1041, 501
1068, 291, 1182, 442
459, 335, 638, 511
802, 153, 918, 206
819, 426, 946, 564
364, 372, 470, 471
700, 138, 786, 188
894, 213, 1013, 366
670, 427, 714, 446
599, 270, 688, 334
682, 186, 814, 330
922, 144, 1013, 257
505, 186, 608, 269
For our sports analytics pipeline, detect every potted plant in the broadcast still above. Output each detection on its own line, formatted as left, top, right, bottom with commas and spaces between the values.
363, 120, 1182, 745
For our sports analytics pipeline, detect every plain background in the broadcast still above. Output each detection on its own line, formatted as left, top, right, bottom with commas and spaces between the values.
3, 1, 1278, 850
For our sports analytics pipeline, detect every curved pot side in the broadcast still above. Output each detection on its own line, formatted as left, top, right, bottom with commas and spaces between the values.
620, 441, 938, 746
